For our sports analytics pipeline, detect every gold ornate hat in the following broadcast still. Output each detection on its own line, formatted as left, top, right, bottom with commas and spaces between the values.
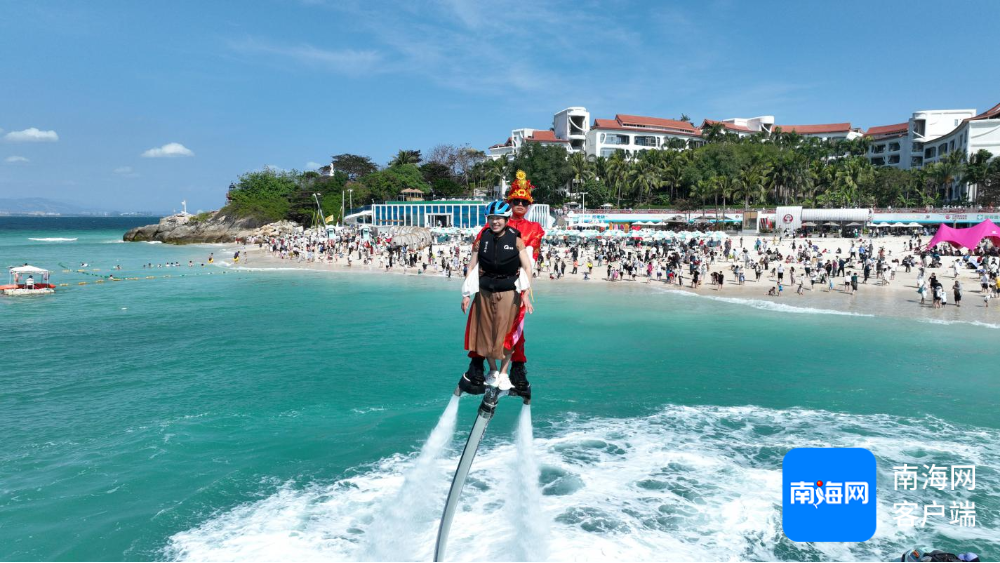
506, 170, 535, 204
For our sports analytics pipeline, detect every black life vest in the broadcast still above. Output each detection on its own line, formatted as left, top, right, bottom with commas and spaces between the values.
478, 226, 521, 292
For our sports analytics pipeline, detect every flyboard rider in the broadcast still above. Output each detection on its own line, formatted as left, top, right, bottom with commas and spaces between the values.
459, 170, 544, 394
459, 198, 536, 391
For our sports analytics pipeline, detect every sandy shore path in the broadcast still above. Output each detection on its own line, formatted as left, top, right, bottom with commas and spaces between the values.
223, 236, 1000, 328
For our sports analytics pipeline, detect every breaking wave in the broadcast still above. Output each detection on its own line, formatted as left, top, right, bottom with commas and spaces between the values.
164, 404, 1000, 561
28, 237, 77, 242
671, 290, 874, 317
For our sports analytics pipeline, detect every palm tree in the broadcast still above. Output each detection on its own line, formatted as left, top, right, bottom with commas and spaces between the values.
607, 150, 631, 208
965, 149, 994, 204
736, 163, 769, 209
591, 155, 610, 186
702, 123, 727, 144
655, 151, 685, 203
631, 155, 659, 205
389, 149, 422, 167
568, 151, 594, 187
832, 157, 872, 207
691, 178, 713, 213
938, 150, 966, 201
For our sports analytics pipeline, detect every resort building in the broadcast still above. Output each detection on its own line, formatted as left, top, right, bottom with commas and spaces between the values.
865, 122, 910, 168
586, 114, 702, 158
553, 107, 590, 153
700, 116, 774, 138
487, 129, 570, 160
772, 123, 863, 141
861, 105, 1000, 199
484, 100, 1000, 202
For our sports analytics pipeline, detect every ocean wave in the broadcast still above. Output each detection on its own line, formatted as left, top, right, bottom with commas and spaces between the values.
28, 237, 77, 242
102, 240, 126, 244
918, 318, 1000, 330
165, 404, 1000, 562
144, 241, 163, 244
671, 290, 874, 317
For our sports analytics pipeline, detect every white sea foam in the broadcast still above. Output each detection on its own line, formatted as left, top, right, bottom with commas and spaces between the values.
672, 290, 875, 317
145, 241, 163, 244
918, 318, 1000, 330
165, 404, 1000, 562
27, 237, 77, 242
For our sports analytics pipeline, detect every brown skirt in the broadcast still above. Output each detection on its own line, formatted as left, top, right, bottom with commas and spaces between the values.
465, 289, 521, 359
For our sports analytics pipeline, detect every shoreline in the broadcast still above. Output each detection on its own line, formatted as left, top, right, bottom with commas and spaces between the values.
216, 241, 1000, 328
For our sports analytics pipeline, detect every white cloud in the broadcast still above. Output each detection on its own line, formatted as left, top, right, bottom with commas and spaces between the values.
306, 161, 322, 169
4, 128, 59, 142
141, 142, 194, 158
114, 166, 139, 177
228, 38, 381, 76
4, 155, 29, 163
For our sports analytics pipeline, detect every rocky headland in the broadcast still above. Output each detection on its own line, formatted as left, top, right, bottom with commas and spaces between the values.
122, 210, 291, 243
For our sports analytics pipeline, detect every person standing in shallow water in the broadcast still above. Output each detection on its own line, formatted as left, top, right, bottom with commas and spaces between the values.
459, 200, 535, 391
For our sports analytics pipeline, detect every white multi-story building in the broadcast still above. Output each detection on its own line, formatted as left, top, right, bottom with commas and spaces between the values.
865, 122, 910, 168
772, 122, 863, 141
484, 101, 1000, 201
700, 116, 775, 138
552, 107, 590, 153
586, 114, 702, 158
865, 107, 999, 173
487, 128, 570, 160
918, 104, 1000, 200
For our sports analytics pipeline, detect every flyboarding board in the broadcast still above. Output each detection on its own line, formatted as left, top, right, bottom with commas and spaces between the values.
434, 374, 530, 562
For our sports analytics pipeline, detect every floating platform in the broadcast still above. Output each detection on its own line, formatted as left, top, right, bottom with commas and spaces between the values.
0, 284, 56, 296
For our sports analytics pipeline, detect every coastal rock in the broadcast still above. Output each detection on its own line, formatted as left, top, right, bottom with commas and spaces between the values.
388, 226, 433, 249
122, 211, 275, 244
250, 220, 301, 239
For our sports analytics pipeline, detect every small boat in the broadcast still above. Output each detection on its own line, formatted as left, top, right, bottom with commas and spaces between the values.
2, 265, 56, 296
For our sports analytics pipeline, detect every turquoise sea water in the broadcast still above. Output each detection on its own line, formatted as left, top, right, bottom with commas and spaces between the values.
2, 218, 998, 561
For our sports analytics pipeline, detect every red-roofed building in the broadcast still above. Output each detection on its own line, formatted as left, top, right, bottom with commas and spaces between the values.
865, 123, 909, 167
699, 116, 775, 138
865, 123, 909, 139
772, 122, 862, 140
587, 114, 702, 157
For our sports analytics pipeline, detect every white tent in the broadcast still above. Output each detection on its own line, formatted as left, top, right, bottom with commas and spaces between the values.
9, 265, 50, 275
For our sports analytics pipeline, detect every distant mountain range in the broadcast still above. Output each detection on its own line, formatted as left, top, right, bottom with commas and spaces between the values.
0, 197, 157, 216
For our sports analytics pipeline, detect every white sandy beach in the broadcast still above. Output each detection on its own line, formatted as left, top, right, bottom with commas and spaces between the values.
224, 234, 1000, 328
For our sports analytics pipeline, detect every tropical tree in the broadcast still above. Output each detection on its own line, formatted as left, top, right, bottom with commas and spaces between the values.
965, 149, 994, 204
736, 163, 770, 209
702, 123, 727, 144
331, 154, 379, 180
389, 149, 422, 167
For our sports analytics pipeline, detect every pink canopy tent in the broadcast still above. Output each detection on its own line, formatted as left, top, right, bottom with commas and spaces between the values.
926, 219, 1000, 250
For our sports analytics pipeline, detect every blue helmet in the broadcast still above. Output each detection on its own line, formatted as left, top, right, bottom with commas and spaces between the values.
484, 200, 512, 218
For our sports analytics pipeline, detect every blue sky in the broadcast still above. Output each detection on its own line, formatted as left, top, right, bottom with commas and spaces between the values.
2, 0, 998, 213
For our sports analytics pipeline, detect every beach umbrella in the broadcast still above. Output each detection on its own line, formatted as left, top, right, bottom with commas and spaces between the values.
823, 222, 840, 227
801, 222, 817, 227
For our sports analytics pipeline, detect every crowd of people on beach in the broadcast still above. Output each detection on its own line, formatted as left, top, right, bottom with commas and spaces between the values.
238, 225, 1000, 310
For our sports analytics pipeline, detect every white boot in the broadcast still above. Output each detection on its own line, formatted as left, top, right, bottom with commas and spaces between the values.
485, 370, 500, 387
496, 372, 513, 391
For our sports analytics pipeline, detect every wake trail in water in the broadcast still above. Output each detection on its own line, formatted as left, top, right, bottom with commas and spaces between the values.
167, 404, 1000, 561
360, 395, 459, 561
505, 405, 549, 561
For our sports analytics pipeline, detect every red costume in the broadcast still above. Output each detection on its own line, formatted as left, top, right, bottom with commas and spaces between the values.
467, 170, 544, 363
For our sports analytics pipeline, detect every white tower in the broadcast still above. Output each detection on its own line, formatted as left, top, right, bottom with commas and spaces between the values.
181, 200, 187, 214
